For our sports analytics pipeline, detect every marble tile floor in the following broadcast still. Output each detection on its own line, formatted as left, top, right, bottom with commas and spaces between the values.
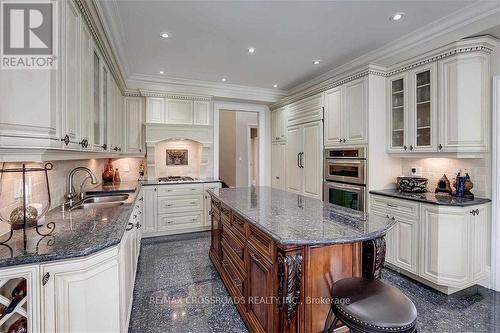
128, 231, 500, 333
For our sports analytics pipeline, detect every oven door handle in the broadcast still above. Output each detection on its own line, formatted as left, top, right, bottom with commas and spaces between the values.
327, 160, 362, 165
327, 182, 363, 191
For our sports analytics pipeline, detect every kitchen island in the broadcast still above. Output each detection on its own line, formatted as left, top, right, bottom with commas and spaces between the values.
208, 187, 396, 333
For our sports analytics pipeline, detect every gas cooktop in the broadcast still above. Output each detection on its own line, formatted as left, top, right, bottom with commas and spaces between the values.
157, 176, 197, 183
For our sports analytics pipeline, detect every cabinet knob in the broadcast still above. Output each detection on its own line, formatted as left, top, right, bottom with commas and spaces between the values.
339, 139, 343, 143
438, 144, 443, 151
409, 145, 414, 151
79, 139, 89, 148
61, 134, 70, 146
343, 138, 346, 143
113, 146, 119, 152
101, 143, 108, 150
404, 145, 407, 151
42, 272, 50, 286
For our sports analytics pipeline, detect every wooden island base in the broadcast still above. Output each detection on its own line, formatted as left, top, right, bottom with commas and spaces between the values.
209, 196, 386, 333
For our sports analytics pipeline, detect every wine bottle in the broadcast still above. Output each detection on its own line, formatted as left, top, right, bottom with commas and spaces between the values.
5, 280, 26, 314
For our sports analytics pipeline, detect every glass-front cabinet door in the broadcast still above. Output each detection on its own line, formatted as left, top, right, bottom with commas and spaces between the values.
410, 63, 437, 152
388, 73, 408, 152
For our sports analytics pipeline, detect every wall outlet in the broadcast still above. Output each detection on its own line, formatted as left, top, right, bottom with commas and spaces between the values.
410, 166, 423, 176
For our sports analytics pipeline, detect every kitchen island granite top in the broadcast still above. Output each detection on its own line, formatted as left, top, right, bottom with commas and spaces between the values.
370, 189, 491, 207
0, 182, 141, 268
140, 178, 222, 186
208, 186, 395, 246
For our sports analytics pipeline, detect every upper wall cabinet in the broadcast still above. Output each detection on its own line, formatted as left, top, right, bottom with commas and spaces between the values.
388, 63, 438, 153
145, 97, 211, 125
271, 107, 287, 142
324, 77, 368, 147
387, 38, 494, 155
438, 53, 490, 153
287, 93, 323, 127
124, 97, 143, 154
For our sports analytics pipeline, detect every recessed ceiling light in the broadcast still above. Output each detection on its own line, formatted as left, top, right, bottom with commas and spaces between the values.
390, 12, 405, 21
273, 84, 278, 88
161, 32, 169, 38
313, 60, 321, 65
221, 78, 227, 82
248, 47, 255, 54
159, 71, 164, 74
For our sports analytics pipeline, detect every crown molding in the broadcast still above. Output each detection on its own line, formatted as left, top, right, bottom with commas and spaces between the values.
138, 89, 213, 101
75, 0, 127, 93
286, 0, 500, 97
126, 73, 287, 103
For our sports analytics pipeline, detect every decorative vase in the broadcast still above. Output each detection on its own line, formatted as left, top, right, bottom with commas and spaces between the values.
102, 159, 115, 184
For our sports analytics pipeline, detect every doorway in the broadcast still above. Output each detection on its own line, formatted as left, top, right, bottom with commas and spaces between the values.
218, 111, 259, 188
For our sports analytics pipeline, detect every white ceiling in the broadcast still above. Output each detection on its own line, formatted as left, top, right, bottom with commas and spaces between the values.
100, 0, 495, 92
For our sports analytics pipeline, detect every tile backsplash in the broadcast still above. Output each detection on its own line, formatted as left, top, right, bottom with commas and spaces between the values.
401, 158, 490, 198
1, 158, 145, 210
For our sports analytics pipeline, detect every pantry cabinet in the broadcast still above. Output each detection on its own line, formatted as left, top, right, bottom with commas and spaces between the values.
271, 107, 287, 142
324, 77, 367, 147
370, 194, 490, 294
271, 142, 286, 191
286, 121, 323, 199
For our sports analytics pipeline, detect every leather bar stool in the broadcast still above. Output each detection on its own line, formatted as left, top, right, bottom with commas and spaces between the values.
323, 277, 417, 333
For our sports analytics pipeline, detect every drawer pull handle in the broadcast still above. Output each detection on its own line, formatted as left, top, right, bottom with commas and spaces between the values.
166, 204, 174, 207
250, 253, 260, 263
126, 222, 134, 231
190, 218, 197, 222
167, 220, 174, 224
190, 201, 197, 205
386, 203, 398, 208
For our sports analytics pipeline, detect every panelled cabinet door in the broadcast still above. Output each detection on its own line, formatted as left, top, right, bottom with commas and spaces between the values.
247, 246, 273, 333
194, 101, 210, 125
471, 205, 488, 281
285, 125, 302, 194
387, 73, 409, 152
394, 217, 419, 274
204, 183, 221, 227
142, 187, 157, 234
271, 142, 286, 190
409, 63, 438, 152
419, 205, 470, 287
120, 225, 137, 327
302, 121, 323, 199
166, 99, 193, 124
146, 97, 165, 123
438, 53, 490, 152
277, 108, 286, 140
41, 249, 121, 333
344, 77, 367, 144
80, 19, 93, 150
124, 97, 143, 154
371, 209, 395, 264
324, 86, 343, 146
271, 109, 279, 141
62, 0, 82, 150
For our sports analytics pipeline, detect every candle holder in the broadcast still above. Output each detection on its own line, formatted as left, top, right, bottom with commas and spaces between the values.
0, 163, 56, 254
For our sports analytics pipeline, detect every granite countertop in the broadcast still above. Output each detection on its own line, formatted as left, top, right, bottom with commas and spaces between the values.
140, 178, 222, 186
0, 181, 141, 268
370, 189, 491, 207
208, 186, 395, 246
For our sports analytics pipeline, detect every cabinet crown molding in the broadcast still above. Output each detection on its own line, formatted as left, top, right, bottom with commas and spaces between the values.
139, 89, 213, 101
270, 36, 498, 111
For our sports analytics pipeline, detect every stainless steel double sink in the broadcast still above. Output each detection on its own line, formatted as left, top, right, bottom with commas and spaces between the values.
70, 193, 130, 210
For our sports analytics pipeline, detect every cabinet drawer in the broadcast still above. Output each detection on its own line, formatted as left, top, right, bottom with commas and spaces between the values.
157, 184, 203, 197
158, 195, 203, 214
221, 229, 245, 271
231, 213, 246, 240
221, 244, 245, 297
371, 195, 419, 219
248, 225, 274, 262
158, 212, 202, 230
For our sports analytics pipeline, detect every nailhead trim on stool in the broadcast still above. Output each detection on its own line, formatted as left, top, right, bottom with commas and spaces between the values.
333, 303, 417, 332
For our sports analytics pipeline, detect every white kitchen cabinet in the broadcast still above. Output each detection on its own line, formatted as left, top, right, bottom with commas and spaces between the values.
108, 78, 124, 153
286, 121, 323, 199
124, 97, 143, 154
370, 194, 490, 294
61, 0, 82, 150
142, 186, 157, 235
287, 94, 323, 127
438, 53, 490, 153
166, 99, 193, 124
41, 247, 121, 333
119, 221, 138, 330
388, 64, 438, 153
271, 107, 287, 142
146, 97, 165, 123
194, 101, 211, 125
80, 20, 94, 151
204, 182, 222, 227
324, 77, 367, 147
271, 142, 286, 191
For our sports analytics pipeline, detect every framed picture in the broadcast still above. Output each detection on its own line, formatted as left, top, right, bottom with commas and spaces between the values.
166, 150, 188, 165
